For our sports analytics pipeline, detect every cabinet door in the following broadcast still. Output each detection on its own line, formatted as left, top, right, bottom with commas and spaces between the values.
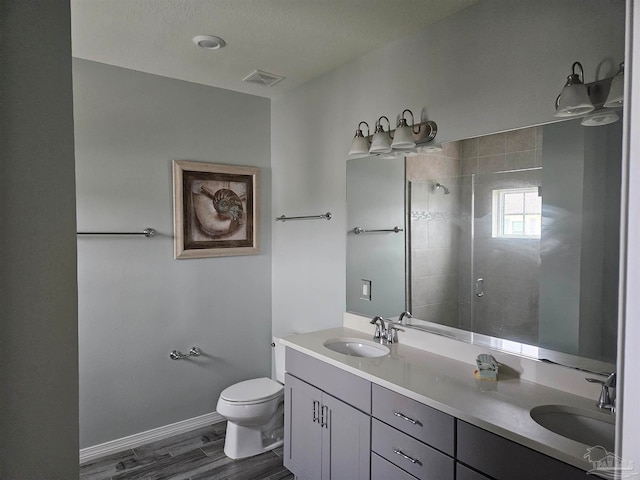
284, 374, 322, 480
322, 392, 371, 480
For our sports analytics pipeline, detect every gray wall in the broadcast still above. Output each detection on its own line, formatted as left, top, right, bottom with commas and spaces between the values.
0, 1, 79, 478
73, 59, 272, 448
271, 0, 625, 338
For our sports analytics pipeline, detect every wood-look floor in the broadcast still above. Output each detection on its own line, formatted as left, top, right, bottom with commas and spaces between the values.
80, 422, 293, 480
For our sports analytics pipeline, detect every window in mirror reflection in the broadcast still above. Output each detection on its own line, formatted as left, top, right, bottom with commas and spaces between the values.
492, 187, 542, 238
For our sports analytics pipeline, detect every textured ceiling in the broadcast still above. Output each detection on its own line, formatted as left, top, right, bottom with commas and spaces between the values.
71, 0, 477, 98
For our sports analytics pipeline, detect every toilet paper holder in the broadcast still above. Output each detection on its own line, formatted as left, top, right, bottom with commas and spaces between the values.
169, 347, 201, 360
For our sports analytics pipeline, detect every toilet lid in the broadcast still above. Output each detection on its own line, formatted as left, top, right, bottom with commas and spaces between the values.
220, 377, 283, 404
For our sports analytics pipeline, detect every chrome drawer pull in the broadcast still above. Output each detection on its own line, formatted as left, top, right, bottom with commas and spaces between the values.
321, 405, 329, 429
393, 449, 422, 465
393, 411, 422, 426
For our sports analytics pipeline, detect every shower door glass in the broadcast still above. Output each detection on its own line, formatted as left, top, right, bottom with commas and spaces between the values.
471, 168, 542, 346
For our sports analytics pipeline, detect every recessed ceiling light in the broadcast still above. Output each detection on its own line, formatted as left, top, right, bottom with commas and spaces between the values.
192, 35, 226, 50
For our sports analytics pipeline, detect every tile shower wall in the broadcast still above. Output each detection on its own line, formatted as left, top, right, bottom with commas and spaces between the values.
407, 127, 542, 345
407, 143, 462, 327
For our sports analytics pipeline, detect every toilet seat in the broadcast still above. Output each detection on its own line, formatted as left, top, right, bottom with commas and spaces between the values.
220, 377, 283, 405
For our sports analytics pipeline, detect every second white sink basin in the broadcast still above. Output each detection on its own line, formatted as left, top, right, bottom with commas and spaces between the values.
323, 337, 390, 357
530, 404, 615, 451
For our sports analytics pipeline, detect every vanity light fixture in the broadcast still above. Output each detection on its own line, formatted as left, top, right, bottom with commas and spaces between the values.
349, 121, 370, 155
554, 62, 595, 117
348, 110, 438, 156
391, 109, 420, 149
554, 61, 625, 120
604, 62, 624, 108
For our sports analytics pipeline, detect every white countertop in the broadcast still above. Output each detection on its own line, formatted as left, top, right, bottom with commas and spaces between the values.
281, 326, 614, 472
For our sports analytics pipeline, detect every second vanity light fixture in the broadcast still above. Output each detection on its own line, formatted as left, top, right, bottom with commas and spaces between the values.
554, 61, 624, 126
349, 109, 437, 156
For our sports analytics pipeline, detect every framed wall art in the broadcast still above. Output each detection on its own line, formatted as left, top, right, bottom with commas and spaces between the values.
172, 160, 259, 259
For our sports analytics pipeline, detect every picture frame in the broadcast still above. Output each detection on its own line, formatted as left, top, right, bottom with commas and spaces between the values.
172, 160, 259, 259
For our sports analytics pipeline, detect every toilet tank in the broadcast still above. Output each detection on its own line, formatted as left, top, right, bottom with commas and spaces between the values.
272, 336, 286, 384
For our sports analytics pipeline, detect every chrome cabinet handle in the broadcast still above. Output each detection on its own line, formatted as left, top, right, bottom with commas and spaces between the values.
312, 400, 320, 423
393, 449, 422, 465
393, 411, 422, 426
320, 405, 329, 429
475, 278, 484, 297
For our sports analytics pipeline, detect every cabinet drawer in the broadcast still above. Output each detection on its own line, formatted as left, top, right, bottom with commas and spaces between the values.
456, 463, 492, 480
372, 384, 455, 455
285, 348, 371, 413
371, 452, 417, 480
372, 418, 454, 480
457, 421, 588, 480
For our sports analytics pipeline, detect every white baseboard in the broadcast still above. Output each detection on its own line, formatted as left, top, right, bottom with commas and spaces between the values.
79, 411, 225, 464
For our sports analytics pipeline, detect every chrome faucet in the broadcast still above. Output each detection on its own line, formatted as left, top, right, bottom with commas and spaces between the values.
384, 318, 404, 344
370, 316, 387, 343
370, 315, 405, 344
586, 373, 616, 411
398, 311, 412, 325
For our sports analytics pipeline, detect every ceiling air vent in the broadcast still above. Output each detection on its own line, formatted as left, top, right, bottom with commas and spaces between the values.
242, 70, 285, 87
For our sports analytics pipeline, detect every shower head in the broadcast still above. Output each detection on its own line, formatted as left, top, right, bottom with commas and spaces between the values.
435, 183, 451, 195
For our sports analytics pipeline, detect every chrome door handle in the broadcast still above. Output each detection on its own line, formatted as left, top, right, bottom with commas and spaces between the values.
312, 400, 319, 423
475, 278, 484, 297
393, 449, 422, 465
393, 411, 422, 426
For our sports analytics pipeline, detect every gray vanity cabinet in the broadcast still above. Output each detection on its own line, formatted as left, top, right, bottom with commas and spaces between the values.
284, 348, 372, 480
283, 346, 591, 480
457, 421, 589, 480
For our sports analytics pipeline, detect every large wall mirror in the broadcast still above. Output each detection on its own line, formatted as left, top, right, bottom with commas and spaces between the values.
347, 116, 622, 370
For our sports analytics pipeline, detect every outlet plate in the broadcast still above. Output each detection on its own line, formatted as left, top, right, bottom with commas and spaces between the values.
360, 279, 372, 301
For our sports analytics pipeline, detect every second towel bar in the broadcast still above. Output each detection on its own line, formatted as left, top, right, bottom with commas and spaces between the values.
353, 226, 403, 234
276, 212, 332, 222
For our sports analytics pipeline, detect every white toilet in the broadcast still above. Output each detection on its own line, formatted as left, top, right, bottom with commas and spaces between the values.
216, 338, 285, 459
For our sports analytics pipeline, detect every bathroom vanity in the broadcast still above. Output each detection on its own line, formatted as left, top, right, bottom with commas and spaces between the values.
282, 327, 611, 480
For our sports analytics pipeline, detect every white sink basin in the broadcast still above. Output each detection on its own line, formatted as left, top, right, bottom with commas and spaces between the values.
323, 337, 390, 358
530, 404, 615, 451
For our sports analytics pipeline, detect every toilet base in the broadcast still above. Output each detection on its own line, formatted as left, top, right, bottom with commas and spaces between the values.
223, 421, 284, 460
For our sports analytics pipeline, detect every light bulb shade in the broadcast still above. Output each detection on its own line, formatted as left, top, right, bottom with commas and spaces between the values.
391, 123, 416, 149
604, 73, 624, 108
369, 130, 392, 154
349, 131, 370, 155
580, 110, 619, 127
555, 83, 594, 117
